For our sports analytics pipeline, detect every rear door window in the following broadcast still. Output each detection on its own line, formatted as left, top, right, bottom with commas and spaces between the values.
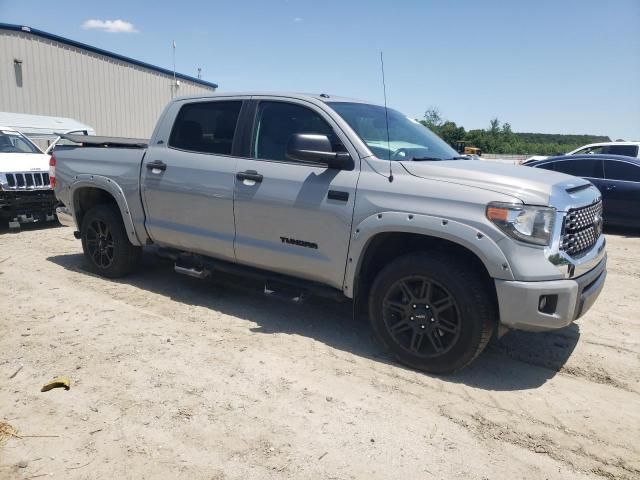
602, 145, 639, 157
169, 101, 242, 155
603, 160, 640, 182
552, 159, 604, 178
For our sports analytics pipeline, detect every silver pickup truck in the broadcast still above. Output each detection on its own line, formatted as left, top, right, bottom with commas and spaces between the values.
53, 92, 607, 373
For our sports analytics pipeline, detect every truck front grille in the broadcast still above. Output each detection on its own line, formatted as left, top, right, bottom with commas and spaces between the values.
3, 172, 51, 190
561, 200, 603, 257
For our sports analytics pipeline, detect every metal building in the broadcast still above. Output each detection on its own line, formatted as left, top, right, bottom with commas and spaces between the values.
0, 23, 218, 138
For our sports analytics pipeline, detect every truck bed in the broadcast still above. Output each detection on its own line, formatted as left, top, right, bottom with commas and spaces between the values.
53, 139, 149, 244
60, 133, 148, 149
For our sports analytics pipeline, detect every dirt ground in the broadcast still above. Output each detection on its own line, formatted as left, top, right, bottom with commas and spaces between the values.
1, 223, 639, 480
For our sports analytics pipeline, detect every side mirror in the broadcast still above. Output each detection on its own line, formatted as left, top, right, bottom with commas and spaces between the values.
286, 133, 353, 170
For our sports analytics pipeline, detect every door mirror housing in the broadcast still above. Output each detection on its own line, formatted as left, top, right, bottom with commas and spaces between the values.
286, 133, 353, 170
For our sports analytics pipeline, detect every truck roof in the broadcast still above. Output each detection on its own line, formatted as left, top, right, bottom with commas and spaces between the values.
172, 92, 378, 106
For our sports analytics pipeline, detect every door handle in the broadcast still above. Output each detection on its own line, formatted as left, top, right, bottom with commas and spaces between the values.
236, 170, 263, 183
146, 160, 167, 171
328, 190, 349, 202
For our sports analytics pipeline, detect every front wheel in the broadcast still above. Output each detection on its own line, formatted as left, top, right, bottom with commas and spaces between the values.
80, 205, 142, 278
369, 252, 496, 373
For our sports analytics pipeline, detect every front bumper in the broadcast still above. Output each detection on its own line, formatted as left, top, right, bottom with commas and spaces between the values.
495, 255, 607, 331
0, 189, 59, 223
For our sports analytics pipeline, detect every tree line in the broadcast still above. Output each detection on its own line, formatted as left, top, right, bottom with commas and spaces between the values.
420, 107, 611, 156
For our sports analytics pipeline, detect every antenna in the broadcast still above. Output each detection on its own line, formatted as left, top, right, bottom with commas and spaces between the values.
380, 52, 393, 182
171, 41, 177, 98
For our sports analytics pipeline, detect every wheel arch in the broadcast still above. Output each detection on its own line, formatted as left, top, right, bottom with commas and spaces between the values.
345, 212, 513, 307
69, 176, 141, 246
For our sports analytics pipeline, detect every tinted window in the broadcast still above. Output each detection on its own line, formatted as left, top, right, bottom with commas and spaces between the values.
553, 159, 603, 178
537, 162, 555, 171
169, 101, 242, 155
252, 101, 341, 162
604, 160, 640, 182
603, 145, 639, 157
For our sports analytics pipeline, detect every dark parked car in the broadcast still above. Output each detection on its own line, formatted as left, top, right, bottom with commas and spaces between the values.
524, 154, 640, 228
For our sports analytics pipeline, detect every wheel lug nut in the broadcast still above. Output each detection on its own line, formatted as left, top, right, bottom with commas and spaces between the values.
412, 304, 417, 308
420, 325, 426, 329
410, 316, 414, 320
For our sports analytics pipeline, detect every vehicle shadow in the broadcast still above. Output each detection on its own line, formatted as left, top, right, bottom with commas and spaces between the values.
604, 225, 640, 238
0, 220, 62, 235
47, 250, 580, 392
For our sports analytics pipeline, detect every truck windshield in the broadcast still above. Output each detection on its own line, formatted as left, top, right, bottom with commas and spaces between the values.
328, 102, 460, 161
0, 131, 41, 154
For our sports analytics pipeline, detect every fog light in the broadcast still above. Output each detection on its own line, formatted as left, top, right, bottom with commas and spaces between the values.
538, 294, 558, 314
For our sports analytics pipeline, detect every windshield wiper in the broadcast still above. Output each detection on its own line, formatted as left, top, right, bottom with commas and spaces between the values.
410, 156, 447, 161
411, 155, 471, 161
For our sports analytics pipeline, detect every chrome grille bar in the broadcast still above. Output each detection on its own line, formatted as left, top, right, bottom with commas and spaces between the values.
561, 200, 603, 257
0, 172, 52, 191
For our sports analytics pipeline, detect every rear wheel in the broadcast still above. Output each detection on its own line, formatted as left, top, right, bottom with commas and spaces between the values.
80, 205, 141, 278
369, 252, 496, 373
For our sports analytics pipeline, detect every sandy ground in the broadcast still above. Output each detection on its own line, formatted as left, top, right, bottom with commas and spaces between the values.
0, 223, 639, 480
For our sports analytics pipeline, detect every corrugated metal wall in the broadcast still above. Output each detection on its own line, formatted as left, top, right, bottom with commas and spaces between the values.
0, 30, 216, 138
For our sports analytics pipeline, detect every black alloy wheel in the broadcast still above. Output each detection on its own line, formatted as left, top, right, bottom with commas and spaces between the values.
382, 276, 461, 358
85, 219, 115, 268
369, 252, 496, 373
80, 204, 142, 278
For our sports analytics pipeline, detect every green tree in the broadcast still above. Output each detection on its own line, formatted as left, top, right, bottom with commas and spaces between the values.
489, 118, 501, 135
418, 107, 608, 155
438, 121, 466, 145
423, 107, 444, 130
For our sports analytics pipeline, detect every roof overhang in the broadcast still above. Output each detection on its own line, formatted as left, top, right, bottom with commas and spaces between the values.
0, 23, 218, 90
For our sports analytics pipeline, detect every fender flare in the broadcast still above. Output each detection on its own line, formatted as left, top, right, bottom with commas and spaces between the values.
68, 175, 142, 246
343, 211, 514, 298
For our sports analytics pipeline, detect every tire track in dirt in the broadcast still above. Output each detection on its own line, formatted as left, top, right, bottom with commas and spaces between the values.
488, 338, 635, 392
438, 404, 640, 480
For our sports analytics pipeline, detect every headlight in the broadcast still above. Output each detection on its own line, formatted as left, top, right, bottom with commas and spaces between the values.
486, 202, 555, 246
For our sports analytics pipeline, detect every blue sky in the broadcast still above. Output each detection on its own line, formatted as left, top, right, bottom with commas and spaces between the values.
2, 0, 639, 139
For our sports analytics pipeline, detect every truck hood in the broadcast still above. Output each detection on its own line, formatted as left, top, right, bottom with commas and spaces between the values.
401, 159, 593, 208
0, 153, 51, 173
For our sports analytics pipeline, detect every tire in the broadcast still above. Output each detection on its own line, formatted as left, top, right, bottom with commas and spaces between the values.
368, 252, 496, 374
80, 204, 142, 278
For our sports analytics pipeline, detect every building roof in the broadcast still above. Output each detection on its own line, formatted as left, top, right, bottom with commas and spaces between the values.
0, 23, 218, 89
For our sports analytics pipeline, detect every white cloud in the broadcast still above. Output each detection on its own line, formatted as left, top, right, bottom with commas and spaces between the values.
293, 17, 303, 22
82, 19, 138, 33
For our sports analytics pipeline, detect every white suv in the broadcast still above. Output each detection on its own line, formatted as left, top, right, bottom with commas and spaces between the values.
0, 126, 57, 227
568, 141, 640, 158
527, 141, 640, 162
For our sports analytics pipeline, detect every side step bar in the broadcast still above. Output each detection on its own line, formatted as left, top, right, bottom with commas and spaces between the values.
264, 280, 309, 304
166, 250, 346, 302
174, 264, 210, 279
